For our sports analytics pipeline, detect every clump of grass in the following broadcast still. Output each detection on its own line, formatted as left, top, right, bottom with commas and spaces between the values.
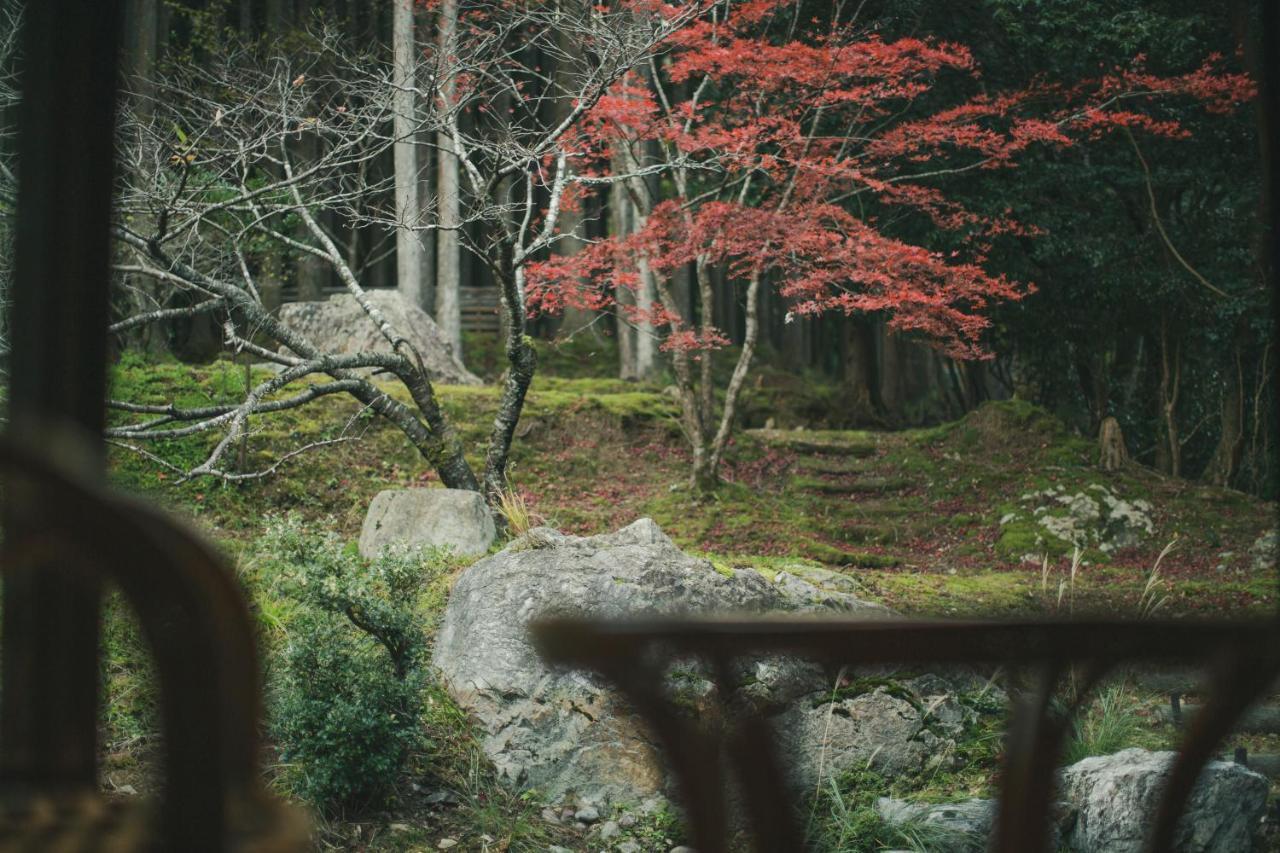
1040, 546, 1084, 614
1138, 536, 1177, 618
496, 486, 544, 537
1064, 682, 1143, 765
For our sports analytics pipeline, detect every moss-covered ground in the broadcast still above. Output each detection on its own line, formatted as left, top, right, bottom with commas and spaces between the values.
98, 352, 1278, 850
108, 354, 1276, 620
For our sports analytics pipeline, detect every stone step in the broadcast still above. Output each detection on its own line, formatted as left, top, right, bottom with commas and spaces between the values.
746, 428, 879, 457
800, 475, 913, 495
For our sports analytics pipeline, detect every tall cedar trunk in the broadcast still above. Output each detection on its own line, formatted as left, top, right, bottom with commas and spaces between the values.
434, 0, 463, 357
125, 0, 165, 354
635, 257, 658, 378
550, 28, 598, 340
625, 146, 658, 379
392, 0, 428, 310
613, 178, 639, 380
841, 315, 881, 421
1072, 348, 1109, 436
1158, 315, 1182, 478
127, 0, 157, 117
294, 129, 327, 301
266, 0, 290, 31
1204, 334, 1246, 486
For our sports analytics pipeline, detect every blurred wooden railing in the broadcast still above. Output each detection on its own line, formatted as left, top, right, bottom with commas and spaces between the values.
533, 617, 1280, 852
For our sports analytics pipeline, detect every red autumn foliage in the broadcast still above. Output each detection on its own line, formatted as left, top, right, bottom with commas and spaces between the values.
525, 0, 1254, 359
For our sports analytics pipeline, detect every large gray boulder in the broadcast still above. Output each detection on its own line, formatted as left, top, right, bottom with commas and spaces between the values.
278, 290, 480, 386
432, 518, 893, 806
1059, 747, 1268, 852
359, 488, 496, 558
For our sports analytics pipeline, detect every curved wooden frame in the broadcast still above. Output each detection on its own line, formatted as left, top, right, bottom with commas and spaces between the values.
532, 617, 1280, 852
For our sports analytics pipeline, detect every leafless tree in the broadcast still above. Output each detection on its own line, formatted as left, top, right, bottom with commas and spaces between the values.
104, 3, 710, 502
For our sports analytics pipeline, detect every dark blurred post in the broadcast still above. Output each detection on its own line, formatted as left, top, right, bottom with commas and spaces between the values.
0, 0, 124, 787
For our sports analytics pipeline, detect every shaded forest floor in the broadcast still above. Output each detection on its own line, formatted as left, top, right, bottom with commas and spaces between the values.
109, 354, 1276, 620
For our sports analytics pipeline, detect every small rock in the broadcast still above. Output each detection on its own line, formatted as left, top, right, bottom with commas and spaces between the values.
617, 813, 637, 828
1251, 529, 1277, 572
389, 823, 412, 833
541, 807, 560, 823
437, 840, 458, 850
670, 847, 698, 853
599, 820, 620, 840
876, 798, 994, 851
575, 804, 601, 824
640, 797, 666, 815
618, 843, 640, 853
548, 847, 572, 853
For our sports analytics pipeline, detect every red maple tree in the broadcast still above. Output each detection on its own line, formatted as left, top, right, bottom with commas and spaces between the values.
526, 0, 1254, 492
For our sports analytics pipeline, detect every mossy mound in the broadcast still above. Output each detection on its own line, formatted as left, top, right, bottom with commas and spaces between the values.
941, 399, 1069, 453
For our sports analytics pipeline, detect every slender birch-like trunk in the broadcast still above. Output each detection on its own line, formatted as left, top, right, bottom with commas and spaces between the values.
434, 0, 463, 357
393, 0, 427, 311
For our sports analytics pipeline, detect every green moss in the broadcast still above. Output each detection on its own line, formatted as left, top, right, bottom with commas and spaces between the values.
710, 560, 736, 578
817, 676, 917, 708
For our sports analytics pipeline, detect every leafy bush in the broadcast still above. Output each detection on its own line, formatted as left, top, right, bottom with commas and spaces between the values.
257, 514, 455, 812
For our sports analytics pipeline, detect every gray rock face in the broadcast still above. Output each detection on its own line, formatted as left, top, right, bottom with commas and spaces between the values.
1059, 747, 1269, 852
359, 488, 496, 558
775, 685, 969, 791
432, 518, 892, 805
1251, 529, 1277, 572
278, 290, 480, 386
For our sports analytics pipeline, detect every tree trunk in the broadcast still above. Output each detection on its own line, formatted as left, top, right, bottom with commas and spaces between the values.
1204, 338, 1245, 487
392, 0, 427, 311
126, 0, 158, 115
703, 267, 763, 486
1071, 347, 1109, 436
482, 254, 537, 503
634, 257, 657, 379
1158, 316, 1182, 478
841, 316, 881, 422
1099, 416, 1127, 471
434, 0, 463, 358
266, 0, 290, 32
612, 181, 638, 380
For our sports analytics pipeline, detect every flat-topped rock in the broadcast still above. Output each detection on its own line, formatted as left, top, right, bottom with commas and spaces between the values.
359, 488, 496, 558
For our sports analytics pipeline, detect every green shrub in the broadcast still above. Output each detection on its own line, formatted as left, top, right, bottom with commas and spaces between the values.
272, 614, 421, 810
257, 514, 455, 812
